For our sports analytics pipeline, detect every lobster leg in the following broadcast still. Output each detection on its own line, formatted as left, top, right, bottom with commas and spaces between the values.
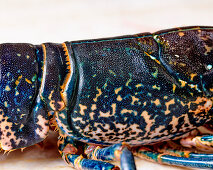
58, 135, 119, 170
150, 144, 213, 160
180, 135, 213, 152
134, 146, 213, 169
162, 148, 213, 160
85, 143, 136, 170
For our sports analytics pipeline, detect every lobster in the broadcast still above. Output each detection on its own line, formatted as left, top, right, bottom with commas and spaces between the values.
0, 26, 213, 169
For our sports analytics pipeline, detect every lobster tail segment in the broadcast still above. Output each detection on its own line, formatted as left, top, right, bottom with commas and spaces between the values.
38, 42, 78, 136
0, 42, 78, 150
0, 43, 49, 150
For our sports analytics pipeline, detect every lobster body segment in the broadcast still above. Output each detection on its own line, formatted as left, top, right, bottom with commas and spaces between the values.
0, 43, 49, 150
0, 26, 213, 169
61, 26, 213, 145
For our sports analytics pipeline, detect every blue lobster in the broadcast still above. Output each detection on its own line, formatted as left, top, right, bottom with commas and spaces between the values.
1, 26, 213, 169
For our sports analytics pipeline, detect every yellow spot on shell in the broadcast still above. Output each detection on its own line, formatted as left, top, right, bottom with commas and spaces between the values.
172, 84, 176, 93
93, 87, 102, 102
15, 75, 23, 86
165, 98, 175, 115
179, 62, 186, 67
91, 104, 97, 111
89, 112, 95, 120
25, 78, 32, 84
79, 104, 87, 116
117, 95, 122, 101
151, 99, 161, 106
17, 53, 21, 57
152, 84, 160, 90
190, 73, 197, 81
115, 87, 122, 94
121, 109, 137, 116
178, 32, 185, 37
204, 45, 213, 55
126, 78, 132, 86
179, 79, 187, 87
5, 85, 11, 91
15, 91, 19, 96
99, 111, 111, 118
131, 95, 139, 105
188, 84, 199, 91
59, 113, 66, 119
20, 124, 24, 129
111, 103, 116, 114
4, 101, 8, 107
135, 84, 142, 88
20, 114, 26, 118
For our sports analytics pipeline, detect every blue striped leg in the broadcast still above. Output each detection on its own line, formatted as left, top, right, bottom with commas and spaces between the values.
85, 143, 136, 170
133, 146, 213, 169
151, 145, 213, 160
58, 136, 119, 170
180, 135, 213, 152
